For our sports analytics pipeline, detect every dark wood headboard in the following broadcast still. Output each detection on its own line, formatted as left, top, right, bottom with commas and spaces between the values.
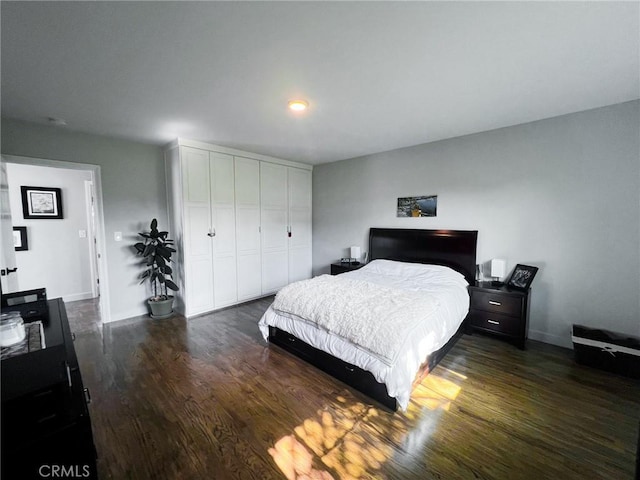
369, 228, 478, 285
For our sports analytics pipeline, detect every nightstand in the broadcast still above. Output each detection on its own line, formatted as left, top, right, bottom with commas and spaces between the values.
467, 282, 531, 349
330, 262, 365, 275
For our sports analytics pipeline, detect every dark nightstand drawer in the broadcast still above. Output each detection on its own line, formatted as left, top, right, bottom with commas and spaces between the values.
469, 310, 521, 336
468, 282, 530, 349
471, 290, 522, 316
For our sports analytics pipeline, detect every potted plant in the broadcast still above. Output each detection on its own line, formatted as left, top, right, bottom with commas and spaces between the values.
134, 218, 179, 319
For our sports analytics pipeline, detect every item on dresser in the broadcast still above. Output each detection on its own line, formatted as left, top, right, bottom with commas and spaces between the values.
260, 228, 478, 411
0, 311, 26, 347
0, 320, 45, 359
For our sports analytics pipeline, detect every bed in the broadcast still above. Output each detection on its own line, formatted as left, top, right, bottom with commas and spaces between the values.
259, 228, 478, 411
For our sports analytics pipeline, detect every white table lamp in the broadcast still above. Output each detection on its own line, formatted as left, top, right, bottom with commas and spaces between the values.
491, 259, 506, 285
350, 246, 361, 264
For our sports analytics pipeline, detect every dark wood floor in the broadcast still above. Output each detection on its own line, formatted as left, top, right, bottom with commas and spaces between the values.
66, 297, 640, 480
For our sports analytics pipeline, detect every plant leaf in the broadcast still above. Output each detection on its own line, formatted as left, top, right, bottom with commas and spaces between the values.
165, 279, 179, 291
161, 265, 173, 274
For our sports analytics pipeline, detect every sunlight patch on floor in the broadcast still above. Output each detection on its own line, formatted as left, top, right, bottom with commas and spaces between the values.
268, 371, 465, 479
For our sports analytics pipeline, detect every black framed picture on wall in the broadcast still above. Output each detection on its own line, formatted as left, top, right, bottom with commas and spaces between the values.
13, 226, 28, 251
21, 186, 63, 219
507, 264, 539, 290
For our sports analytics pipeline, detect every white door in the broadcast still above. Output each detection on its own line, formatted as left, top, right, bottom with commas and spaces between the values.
0, 160, 18, 293
210, 152, 237, 308
84, 180, 100, 298
260, 163, 289, 293
234, 157, 262, 300
288, 167, 312, 283
182, 147, 215, 315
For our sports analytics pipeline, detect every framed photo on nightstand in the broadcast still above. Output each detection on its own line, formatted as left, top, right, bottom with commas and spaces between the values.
507, 264, 538, 290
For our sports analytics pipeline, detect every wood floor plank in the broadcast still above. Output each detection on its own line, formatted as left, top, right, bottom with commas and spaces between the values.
66, 297, 640, 479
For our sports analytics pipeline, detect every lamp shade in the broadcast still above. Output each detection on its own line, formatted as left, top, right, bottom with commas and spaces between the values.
350, 246, 361, 261
490, 259, 506, 279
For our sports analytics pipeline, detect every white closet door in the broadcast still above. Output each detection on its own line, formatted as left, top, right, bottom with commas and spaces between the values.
183, 147, 210, 203
288, 167, 312, 283
235, 157, 262, 300
181, 147, 214, 315
210, 152, 237, 308
260, 163, 289, 293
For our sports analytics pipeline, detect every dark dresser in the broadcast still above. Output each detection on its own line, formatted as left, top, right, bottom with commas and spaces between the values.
1, 297, 97, 479
467, 282, 531, 349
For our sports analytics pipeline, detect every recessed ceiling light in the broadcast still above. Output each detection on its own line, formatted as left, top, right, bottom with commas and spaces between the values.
288, 100, 308, 112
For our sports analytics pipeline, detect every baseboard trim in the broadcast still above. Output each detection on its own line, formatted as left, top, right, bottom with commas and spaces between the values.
107, 307, 150, 323
529, 329, 573, 349
62, 292, 96, 303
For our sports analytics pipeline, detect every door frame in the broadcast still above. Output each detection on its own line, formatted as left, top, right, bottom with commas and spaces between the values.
1, 154, 111, 323
84, 180, 100, 299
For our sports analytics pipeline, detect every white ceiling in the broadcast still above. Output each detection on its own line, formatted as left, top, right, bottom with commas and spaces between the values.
2, 1, 638, 165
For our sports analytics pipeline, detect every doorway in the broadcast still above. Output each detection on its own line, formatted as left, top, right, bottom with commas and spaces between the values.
0, 155, 110, 322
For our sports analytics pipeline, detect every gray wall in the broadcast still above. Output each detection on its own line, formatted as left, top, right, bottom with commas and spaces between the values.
7, 163, 94, 301
313, 101, 640, 348
1, 117, 167, 321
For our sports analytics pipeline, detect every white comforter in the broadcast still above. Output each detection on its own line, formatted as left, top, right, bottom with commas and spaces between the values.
258, 259, 469, 410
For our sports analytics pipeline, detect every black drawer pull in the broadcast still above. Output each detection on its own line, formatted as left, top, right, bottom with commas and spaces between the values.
488, 301, 502, 306
33, 389, 55, 399
83, 388, 91, 404
345, 366, 354, 372
287, 337, 296, 342
37, 413, 58, 424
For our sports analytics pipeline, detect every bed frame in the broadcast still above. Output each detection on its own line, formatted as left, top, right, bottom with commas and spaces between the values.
268, 228, 478, 410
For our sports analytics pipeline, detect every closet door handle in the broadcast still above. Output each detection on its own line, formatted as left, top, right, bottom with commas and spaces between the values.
207, 228, 216, 237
